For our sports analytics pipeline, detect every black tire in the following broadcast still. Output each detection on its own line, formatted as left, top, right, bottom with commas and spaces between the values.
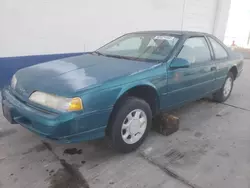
213, 72, 234, 103
109, 97, 152, 153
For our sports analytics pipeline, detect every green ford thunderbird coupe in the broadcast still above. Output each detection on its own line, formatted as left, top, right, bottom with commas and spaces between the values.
1, 31, 243, 152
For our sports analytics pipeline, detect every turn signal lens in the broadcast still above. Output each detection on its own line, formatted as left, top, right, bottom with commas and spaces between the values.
68, 97, 83, 111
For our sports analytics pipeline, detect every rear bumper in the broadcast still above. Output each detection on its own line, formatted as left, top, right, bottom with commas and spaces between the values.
1, 88, 111, 143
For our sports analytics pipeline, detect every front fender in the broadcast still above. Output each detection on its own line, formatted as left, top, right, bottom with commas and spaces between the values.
81, 63, 166, 113
81, 80, 160, 113
82, 81, 159, 112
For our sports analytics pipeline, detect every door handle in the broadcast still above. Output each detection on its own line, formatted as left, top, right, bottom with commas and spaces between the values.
211, 67, 217, 71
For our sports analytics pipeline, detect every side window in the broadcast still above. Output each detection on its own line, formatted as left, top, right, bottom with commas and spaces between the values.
178, 37, 211, 64
208, 37, 228, 60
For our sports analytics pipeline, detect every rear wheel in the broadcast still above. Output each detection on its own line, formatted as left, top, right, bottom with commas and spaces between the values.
213, 72, 234, 102
109, 97, 152, 153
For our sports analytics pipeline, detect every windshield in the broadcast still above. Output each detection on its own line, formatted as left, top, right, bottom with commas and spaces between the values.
96, 33, 179, 62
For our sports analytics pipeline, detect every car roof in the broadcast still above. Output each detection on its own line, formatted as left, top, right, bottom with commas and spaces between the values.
130, 30, 209, 36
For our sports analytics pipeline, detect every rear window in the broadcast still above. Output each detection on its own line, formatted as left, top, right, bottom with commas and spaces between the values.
209, 37, 228, 60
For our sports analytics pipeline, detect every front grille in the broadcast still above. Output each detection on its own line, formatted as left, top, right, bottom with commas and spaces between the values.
9, 87, 26, 102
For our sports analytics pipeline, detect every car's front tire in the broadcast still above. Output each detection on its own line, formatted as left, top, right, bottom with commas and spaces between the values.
109, 97, 152, 153
213, 71, 234, 102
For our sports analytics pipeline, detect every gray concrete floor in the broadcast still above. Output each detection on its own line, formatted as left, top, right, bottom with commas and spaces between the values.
1, 61, 250, 188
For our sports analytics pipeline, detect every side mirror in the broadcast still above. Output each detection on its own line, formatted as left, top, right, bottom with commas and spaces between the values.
170, 58, 190, 69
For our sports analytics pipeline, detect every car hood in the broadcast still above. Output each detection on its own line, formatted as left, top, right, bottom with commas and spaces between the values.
15, 54, 155, 97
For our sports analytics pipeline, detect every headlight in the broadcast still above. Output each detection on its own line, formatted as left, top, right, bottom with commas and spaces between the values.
11, 75, 17, 89
29, 91, 83, 112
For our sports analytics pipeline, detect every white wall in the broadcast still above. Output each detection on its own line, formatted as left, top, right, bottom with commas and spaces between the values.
182, 0, 217, 33
213, 0, 231, 42
0, 0, 231, 57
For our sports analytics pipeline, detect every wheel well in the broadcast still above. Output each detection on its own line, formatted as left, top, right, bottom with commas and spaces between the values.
229, 66, 238, 80
124, 86, 160, 115
106, 85, 160, 135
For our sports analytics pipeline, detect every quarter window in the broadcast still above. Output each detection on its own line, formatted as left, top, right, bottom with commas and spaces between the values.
178, 37, 211, 64
209, 37, 228, 60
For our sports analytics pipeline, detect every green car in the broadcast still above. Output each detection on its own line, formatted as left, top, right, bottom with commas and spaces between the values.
1, 31, 243, 153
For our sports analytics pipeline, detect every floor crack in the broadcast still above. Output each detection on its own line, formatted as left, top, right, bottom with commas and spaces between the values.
139, 152, 202, 188
221, 102, 250, 112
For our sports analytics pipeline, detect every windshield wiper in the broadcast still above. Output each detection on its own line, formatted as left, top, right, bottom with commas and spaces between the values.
91, 52, 152, 62
91, 51, 105, 56
91, 52, 130, 60
105, 54, 140, 61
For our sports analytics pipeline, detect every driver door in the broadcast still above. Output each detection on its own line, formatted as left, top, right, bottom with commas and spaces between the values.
165, 36, 216, 108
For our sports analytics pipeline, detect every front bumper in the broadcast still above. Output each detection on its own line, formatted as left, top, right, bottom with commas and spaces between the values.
1, 88, 111, 143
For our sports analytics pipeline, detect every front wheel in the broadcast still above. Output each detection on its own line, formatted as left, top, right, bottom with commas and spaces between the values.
213, 72, 234, 102
109, 97, 152, 153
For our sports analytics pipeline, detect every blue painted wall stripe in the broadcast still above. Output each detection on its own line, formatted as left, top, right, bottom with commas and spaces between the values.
0, 53, 84, 89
